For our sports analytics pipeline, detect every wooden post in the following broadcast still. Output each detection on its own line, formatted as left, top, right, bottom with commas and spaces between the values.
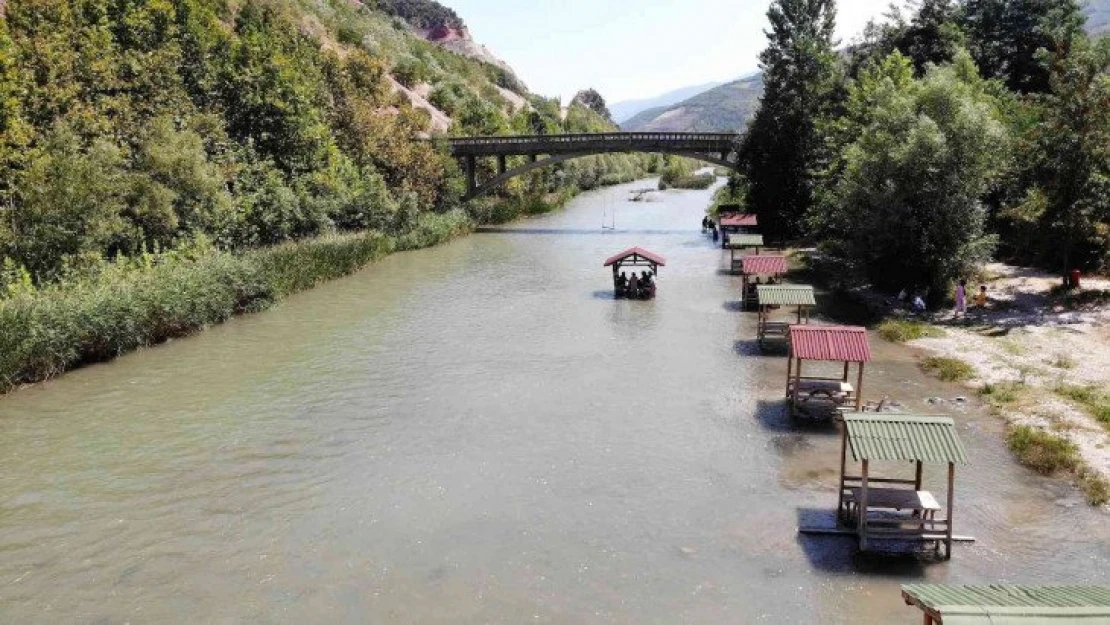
497, 154, 507, 175
914, 461, 923, 490
793, 359, 803, 411
785, 354, 794, 399
946, 462, 955, 559
837, 425, 848, 524
859, 459, 869, 551
855, 363, 865, 411
741, 275, 749, 307
529, 153, 537, 163
842, 361, 850, 382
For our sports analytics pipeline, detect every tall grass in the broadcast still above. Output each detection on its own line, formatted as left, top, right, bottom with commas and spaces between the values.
0, 211, 472, 392
877, 318, 946, 342
1007, 425, 1081, 475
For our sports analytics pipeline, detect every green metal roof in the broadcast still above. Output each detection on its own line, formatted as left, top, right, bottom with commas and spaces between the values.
902, 584, 1110, 624
757, 285, 816, 307
726, 234, 764, 248
843, 414, 968, 464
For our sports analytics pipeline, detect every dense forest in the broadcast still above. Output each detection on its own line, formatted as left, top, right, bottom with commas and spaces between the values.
730, 0, 1109, 301
0, 0, 649, 389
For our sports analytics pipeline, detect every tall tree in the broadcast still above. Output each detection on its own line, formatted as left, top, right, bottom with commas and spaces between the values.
960, 0, 1087, 94
897, 0, 965, 74
1011, 36, 1110, 274
815, 51, 1008, 297
741, 0, 840, 242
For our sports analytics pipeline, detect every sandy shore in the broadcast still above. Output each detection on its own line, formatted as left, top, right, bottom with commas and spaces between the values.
905, 263, 1110, 490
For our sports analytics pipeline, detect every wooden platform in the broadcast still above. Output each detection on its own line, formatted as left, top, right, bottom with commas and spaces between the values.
797, 526, 976, 543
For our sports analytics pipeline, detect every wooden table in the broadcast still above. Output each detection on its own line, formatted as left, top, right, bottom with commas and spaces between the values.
844, 487, 940, 522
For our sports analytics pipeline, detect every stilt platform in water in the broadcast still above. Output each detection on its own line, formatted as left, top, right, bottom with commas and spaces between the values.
797, 526, 976, 543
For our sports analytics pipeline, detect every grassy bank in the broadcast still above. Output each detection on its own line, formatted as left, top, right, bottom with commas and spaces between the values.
0, 211, 472, 393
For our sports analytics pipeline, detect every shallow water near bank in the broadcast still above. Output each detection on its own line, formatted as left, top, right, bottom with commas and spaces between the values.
1, 180, 1107, 623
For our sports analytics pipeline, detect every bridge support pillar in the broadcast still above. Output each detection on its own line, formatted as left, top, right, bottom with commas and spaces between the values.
497, 155, 507, 175
529, 154, 537, 164
465, 155, 476, 198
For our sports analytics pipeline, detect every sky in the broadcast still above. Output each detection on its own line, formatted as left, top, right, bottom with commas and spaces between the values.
446, 0, 899, 104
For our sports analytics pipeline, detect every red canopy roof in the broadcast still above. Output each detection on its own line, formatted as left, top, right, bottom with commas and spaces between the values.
719, 213, 758, 228
741, 255, 788, 276
789, 326, 872, 362
604, 247, 667, 267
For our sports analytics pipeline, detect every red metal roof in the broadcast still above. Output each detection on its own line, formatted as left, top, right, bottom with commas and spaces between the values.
603, 247, 667, 267
789, 325, 872, 362
719, 213, 758, 227
741, 255, 788, 276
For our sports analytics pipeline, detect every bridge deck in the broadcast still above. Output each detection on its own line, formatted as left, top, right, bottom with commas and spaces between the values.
445, 132, 738, 157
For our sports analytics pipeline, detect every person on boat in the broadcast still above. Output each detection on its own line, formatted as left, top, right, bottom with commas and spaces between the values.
628, 272, 639, 298
616, 271, 628, 296
641, 271, 655, 298
701, 216, 708, 232
711, 224, 719, 242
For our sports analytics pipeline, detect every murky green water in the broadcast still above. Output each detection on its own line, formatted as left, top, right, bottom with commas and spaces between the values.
1, 180, 1107, 623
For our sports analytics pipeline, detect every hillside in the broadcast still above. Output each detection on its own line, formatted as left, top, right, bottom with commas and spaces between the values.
625, 1, 1110, 133
1089, 0, 1110, 34
0, 0, 647, 285
609, 81, 725, 124
621, 74, 763, 132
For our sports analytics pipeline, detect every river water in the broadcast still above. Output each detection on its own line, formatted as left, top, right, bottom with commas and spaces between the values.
1, 180, 1108, 623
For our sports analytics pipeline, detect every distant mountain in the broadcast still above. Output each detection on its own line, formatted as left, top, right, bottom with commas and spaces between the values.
1088, 0, 1110, 35
621, 2, 1108, 134
620, 73, 763, 133
609, 82, 726, 124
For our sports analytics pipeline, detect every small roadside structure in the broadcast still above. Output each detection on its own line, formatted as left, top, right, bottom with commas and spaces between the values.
739, 255, 788, 308
604, 247, 665, 300
756, 285, 816, 348
719, 211, 758, 245
725, 233, 765, 263
835, 414, 967, 558
786, 325, 871, 415
901, 584, 1110, 623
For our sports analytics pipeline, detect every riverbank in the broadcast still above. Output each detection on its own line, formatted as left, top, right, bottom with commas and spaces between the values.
0, 211, 473, 393
873, 263, 1110, 505
0, 173, 664, 395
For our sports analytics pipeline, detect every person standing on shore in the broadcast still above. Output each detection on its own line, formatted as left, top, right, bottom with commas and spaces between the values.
954, 279, 967, 318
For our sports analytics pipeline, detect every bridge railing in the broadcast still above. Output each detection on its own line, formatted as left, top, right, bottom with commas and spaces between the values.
444, 132, 739, 148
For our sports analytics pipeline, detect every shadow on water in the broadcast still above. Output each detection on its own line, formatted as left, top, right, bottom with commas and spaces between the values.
721, 301, 745, 313
734, 339, 790, 358
592, 290, 616, 301
754, 399, 840, 435
794, 508, 931, 577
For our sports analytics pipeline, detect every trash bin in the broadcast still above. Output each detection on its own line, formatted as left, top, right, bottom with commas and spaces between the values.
1070, 269, 1081, 289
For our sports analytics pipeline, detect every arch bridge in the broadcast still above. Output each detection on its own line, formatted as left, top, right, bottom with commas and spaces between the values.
444, 132, 741, 200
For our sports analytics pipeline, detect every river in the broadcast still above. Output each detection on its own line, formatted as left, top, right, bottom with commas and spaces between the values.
1, 179, 1108, 623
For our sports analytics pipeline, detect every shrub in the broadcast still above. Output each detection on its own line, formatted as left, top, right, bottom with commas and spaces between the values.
921, 356, 975, 381
660, 173, 715, 190
1056, 385, 1110, 426
1007, 425, 1080, 474
0, 211, 472, 393
1081, 469, 1110, 506
980, 381, 1024, 407
877, 318, 945, 342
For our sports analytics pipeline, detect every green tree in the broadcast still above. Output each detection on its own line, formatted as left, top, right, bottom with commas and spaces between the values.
896, 0, 965, 74
1008, 37, 1110, 274
816, 51, 1009, 297
959, 0, 1086, 94
741, 0, 840, 243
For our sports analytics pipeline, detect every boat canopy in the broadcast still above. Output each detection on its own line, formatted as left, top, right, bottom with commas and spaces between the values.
604, 247, 667, 268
